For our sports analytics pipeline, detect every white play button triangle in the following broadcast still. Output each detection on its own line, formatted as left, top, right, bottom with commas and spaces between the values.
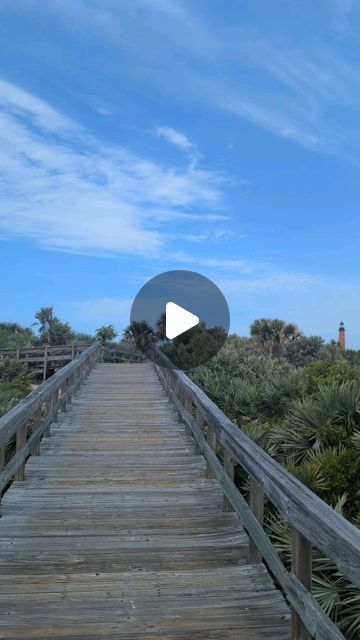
165, 302, 200, 340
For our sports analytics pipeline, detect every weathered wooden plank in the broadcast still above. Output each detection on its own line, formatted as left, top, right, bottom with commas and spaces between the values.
249, 479, 265, 563
0, 344, 100, 447
0, 362, 290, 640
223, 449, 234, 512
292, 530, 312, 640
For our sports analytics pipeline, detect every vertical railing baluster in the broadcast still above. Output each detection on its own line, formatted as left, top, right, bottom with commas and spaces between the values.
44, 398, 51, 437
223, 450, 235, 512
43, 345, 48, 381
31, 408, 42, 456
195, 407, 204, 454
206, 424, 216, 479
249, 478, 265, 563
15, 423, 27, 481
184, 396, 192, 435
0, 444, 5, 510
291, 530, 312, 640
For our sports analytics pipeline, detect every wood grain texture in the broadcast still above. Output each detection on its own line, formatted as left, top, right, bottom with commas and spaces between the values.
0, 363, 290, 639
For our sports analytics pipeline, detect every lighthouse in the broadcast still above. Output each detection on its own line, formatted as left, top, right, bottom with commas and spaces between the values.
338, 321, 346, 349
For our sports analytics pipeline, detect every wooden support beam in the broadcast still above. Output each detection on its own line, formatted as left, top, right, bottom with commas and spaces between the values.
292, 530, 312, 640
15, 424, 27, 481
223, 449, 234, 512
184, 397, 192, 435
195, 407, 204, 454
205, 425, 216, 479
249, 478, 265, 563
30, 409, 42, 456
44, 400, 51, 437
43, 345, 48, 381
0, 445, 5, 510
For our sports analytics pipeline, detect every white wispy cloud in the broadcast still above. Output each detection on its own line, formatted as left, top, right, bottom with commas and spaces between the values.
0, 78, 225, 256
165, 251, 322, 293
218, 270, 323, 296
0, 77, 75, 131
156, 126, 194, 151
180, 229, 235, 244
40, 0, 360, 158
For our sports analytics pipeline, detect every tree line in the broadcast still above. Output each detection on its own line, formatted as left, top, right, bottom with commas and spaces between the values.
0, 306, 117, 348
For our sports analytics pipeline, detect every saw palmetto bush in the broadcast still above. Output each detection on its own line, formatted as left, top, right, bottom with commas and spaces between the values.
271, 382, 360, 459
266, 499, 360, 639
0, 360, 33, 464
188, 335, 360, 638
0, 360, 33, 396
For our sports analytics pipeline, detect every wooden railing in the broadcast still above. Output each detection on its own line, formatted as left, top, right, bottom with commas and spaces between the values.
0, 344, 91, 380
102, 346, 146, 363
152, 347, 360, 640
0, 343, 101, 504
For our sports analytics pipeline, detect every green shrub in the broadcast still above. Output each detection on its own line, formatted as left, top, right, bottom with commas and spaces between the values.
305, 360, 360, 393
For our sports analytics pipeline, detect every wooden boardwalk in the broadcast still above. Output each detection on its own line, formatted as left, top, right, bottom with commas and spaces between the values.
0, 363, 290, 639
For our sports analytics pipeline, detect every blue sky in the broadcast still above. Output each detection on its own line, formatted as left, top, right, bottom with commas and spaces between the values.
0, 0, 360, 346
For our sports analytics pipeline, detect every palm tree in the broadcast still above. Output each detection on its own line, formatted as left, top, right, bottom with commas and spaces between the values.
34, 306, 55, 343
122, 321, 155, 351
250, 318, 300, 356
95, 325, 117, 346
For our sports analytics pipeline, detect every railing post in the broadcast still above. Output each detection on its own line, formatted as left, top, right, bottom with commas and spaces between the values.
43, 345, 48, 381
0, 445, 5, 510
249, 478, 265, 563
71, 344, 75, 360
206, 424, 216, 479
31, 408, 42, 456
44, 398, 51, 437
52, 389, 60, 422
184, 397, 192, 435
223, 449, 234, 512
15, 424, 27, 481
195, 407, 204, 454
291, 530, 312, 640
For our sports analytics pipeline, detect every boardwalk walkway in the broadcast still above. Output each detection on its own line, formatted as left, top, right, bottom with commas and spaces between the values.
0, 363, 289, 639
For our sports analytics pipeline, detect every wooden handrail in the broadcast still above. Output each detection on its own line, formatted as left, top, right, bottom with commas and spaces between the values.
0, 343, 101, 496
151, 346, 360, 640
0, 344, 91, 354
102, 346, 146, 363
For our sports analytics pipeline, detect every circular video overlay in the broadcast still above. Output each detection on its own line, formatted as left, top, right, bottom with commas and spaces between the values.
130, 270, 230, 369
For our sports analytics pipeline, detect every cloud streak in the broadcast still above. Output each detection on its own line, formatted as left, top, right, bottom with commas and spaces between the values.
36, 0, 360, 159
0, 79, 225, 257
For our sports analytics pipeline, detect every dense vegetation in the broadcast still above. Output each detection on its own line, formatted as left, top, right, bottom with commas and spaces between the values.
174, 321, 360, 639
0, 307, 118, 419
125, 316, 360, 636
2, 312, 360, 636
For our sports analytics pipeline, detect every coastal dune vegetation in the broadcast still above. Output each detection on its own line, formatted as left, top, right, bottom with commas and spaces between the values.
1, 312, 359, 637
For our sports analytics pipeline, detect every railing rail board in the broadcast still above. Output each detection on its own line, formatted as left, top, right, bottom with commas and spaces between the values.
0, 343, 101, 495
0, 344, 90, 354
